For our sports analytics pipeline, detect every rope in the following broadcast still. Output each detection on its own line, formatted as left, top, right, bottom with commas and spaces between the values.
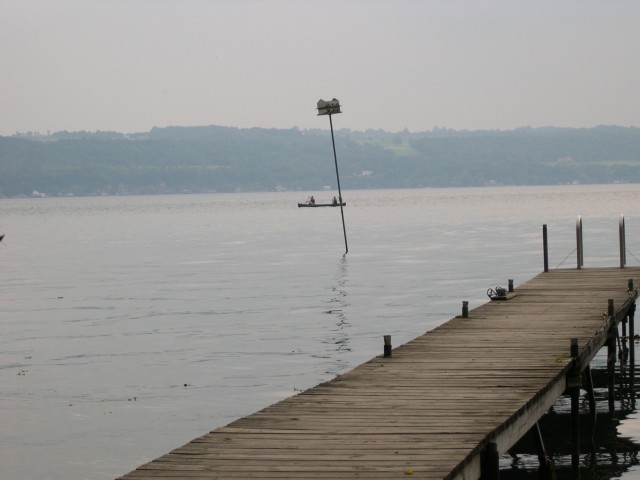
551, 247, 640, 267
555, 248, 577, 269
626, 247, 640, 265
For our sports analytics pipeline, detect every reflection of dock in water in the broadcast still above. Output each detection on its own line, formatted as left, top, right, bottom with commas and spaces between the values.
120, 266, 640, 480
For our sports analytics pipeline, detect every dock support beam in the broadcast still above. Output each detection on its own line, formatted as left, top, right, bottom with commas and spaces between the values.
629, 303, 636, 409
583, 364, 599, 463
630, 303, 636, 365
480, 441, 499, 480
583, 365, 596, 424
531, 422, 553, 478
569, 338, 581, 480
622, 312, 629, 364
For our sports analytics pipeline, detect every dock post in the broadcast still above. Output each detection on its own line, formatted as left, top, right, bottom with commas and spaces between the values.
607, 299, 616, 413
569, 338, 581, 480
383, 335, 392, 357
508, 279, 513, 292
462, 301, 469, 318
543, 224, 549, 272
576, 216, 583, 269
480, 441, 499, 480
619, 214, 626, 268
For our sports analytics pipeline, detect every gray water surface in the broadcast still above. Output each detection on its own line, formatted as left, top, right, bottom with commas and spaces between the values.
2, 185, 640, 479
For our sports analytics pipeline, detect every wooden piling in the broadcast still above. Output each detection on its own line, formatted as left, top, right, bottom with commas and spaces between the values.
480, 441, 499, 480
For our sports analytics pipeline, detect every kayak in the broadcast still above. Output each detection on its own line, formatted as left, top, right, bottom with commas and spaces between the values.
298, 203, 346, 208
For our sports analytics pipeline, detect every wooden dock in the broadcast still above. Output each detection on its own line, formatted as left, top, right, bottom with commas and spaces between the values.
118, 267, 639, 479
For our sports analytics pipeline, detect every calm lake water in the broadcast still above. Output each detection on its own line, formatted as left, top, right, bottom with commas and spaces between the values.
2, 185, 640, 480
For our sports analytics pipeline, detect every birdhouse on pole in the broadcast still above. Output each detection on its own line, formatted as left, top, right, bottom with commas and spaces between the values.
317, 98, 341, 116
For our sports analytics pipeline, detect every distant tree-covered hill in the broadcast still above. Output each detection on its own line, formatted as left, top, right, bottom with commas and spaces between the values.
1, 124, 640, 197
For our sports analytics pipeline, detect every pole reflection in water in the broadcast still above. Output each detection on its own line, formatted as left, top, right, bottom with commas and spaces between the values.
321, 257, 351, 376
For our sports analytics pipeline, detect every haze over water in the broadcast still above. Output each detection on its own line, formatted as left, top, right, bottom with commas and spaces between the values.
2, 185, 640, 479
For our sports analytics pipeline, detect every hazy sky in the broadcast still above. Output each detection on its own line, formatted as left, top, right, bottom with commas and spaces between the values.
1, 0, 639, 135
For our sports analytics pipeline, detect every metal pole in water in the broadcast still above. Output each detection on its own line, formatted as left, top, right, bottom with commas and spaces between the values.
329, 114, 348, 255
